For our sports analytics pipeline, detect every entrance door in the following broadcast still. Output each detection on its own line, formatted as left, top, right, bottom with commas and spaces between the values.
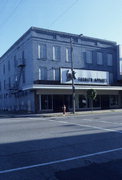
101, 95, 109, 109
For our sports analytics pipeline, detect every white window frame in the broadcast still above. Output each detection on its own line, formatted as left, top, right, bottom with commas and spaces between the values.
39, 68, 41, 80
52, 46, 60, 61
66, 48, 70, 62
53, 46, 56, 60
38, 45, 41, 59
53, 69, 56, 80
52, 68, 59, 81
38, 67, 47, 80
38, 44, 47, 59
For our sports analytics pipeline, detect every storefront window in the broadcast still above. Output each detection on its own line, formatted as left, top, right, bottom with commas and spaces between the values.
110, 95, 118, 107
41, 95, 53, 110
79, 95, 87, 108
93, 95, 101, 107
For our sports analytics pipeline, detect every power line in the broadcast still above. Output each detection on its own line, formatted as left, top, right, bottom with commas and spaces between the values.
0, 0, 9, 14
48, 0, 79, 28
0, 0, 24, 29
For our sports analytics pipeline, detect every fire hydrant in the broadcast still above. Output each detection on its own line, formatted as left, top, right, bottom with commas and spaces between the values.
62, 105, 66, 115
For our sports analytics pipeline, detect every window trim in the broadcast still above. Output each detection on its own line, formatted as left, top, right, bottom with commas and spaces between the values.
65, 47, 70, 62
52, 45, 61, 61
37, 44, 47, 60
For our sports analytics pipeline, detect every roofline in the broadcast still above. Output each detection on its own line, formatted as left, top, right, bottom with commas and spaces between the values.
31, 26, 117, 44
0, 26, 117, 59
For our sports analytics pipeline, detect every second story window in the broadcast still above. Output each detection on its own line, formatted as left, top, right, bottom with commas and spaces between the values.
52, 68, 59, 81
38, 44, 47, 59
107, 53, 113, 66
3, 64, 5, 74
8, 77, 11, 88
8, 60, 10, 71
39, 67, 47, 80
86, 51, 92, 64
22, 51, 25, 64
14, 55, 17, 68
53, 46, 60, 61
97, 52, 103, 65
65, 48, 70, 62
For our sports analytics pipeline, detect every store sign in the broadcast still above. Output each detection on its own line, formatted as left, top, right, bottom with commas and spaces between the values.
60, 68, 109, 85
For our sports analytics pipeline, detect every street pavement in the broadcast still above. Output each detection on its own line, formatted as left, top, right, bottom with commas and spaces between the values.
0, 111, 122, 179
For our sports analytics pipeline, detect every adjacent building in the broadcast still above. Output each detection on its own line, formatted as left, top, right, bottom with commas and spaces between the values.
0, 27, 122, 113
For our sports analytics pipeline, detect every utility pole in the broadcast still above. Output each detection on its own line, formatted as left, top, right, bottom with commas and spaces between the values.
70, 37, 75, 114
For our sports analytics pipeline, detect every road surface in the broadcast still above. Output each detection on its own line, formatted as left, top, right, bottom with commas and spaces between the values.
0, 111, 122, 179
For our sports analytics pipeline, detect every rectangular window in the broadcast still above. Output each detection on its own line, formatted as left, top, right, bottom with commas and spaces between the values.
65, 48, 70, 62
8, 61, 10, 71
39, 67, 47, 80
3, 64, 5, 74
8, 77, 11, 88
22, 51, 25, 64
107, 54, 113, 66
79, 95, 87, 108
22, 51, 24, 59
53, 46, 60, 61
14, 55, 17, 67
41, 95, 53, 110
52, 68, 59, 81
38, 44, 47, 59
52, 69, 56, 80
97, 52, 103, 65
110, 95, 118, 107
39, 68, 41, 80
93, 95, 101, 107
109, 73, 113, 83
86, 51, 92, 64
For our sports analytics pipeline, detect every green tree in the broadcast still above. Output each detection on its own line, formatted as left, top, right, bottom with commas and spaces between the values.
87, 89, 97, 111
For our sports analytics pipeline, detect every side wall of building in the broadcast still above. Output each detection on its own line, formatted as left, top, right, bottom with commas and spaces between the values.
0, 32, 35, 112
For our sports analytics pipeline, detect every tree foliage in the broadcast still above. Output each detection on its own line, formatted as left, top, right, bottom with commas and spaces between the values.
87, 89, 97, 100
87, 89, 97, 111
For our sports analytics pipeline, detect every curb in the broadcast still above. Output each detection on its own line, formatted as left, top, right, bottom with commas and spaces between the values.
1, 109, 122, 118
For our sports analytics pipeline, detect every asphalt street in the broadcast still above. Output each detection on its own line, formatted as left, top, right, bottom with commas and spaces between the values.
0, 111, 122, 179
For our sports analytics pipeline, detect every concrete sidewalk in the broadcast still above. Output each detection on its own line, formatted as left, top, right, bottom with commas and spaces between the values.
0, 108, 122, 118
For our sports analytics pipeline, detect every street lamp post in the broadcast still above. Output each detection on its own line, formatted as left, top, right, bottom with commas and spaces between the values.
70, 37, 75, 114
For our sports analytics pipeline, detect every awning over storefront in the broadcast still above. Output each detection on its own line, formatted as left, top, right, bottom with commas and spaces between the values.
22, 84, 122, 91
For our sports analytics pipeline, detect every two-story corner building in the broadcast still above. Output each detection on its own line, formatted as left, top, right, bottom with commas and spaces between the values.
0, 26, 122, 113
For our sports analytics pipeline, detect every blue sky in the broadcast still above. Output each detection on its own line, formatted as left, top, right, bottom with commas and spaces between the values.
0, 0, 122, 56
